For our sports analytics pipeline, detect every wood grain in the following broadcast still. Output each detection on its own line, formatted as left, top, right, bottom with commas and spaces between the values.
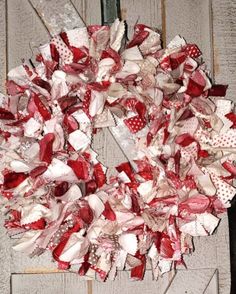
0, 2, 11, 294
165, 269, 217, 294
87, 280, 93, 294
0, 3, 9, 294
204, 271, 219, 294
212, 1, 236, 293
161, 0, 166, 47
29, 0, 85, 36
0, 0, 6, 92
6, 0, 57, 274
183, 233, 218, 270
72, 0, 101, 25
120, 0, 162, 38
0, 216, 11, 294
11, 273, 87, 294
7, 0, 49, 70
212, 0, 236, 102
165, 0, 213, 74
93, 270, 176, 294
215, 214, 231, 294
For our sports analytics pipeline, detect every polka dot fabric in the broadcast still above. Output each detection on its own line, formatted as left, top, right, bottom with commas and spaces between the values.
94, 109, 114, 128
181, 142, 198, 161
88, 244, 99, 265
124, 115, 146, 133
82, 90, 91, 116
179, 117, 199, 136
184, 44, 202, 58
51, 35, 73, 65
212, 129, 236, 148
95, 109, 109, 123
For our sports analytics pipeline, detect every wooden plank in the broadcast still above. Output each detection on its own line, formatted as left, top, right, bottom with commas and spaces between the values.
211, 1, 236, 293
120, 0, 162, 38
0, 216, 11, 294
165, 0, 213, 74
215, 214, 231, 294
204, 271, 219, 294
10, 249, 60, 274
0, 0, 7, 92
90, 1, 162, 291
165, 269, 216, 294
165, 1, 231, 293
11, 273, 87, 294
29, 0, 85, 36
212, 0, 236, 101
1, 0, 50, 292
6, 0, 56, 275
7, 0, 49, 70
29, 0, 102, 33
228, 203, 236, 294
93, 271, 176, 294
87, 280, 93, 294
184, 234, 217, 270
72, 0, 101, 25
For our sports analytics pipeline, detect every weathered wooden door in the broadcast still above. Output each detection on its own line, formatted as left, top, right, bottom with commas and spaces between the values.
0, 0, 235, 293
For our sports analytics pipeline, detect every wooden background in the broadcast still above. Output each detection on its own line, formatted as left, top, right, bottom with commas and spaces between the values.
0, 0, 236, 293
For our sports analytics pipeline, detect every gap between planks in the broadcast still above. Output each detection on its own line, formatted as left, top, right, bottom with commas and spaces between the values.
87, 280, 93, 294
161, 0, 166, 47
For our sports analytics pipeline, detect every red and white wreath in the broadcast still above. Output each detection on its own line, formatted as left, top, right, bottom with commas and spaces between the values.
0, 19, 236, 281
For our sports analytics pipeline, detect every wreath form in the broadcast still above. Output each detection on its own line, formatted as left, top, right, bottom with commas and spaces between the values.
0, 19, 236, 281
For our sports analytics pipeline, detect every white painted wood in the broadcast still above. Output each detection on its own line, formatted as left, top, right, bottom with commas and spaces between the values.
0, 3, 10, 294
165, 0, 213, 74
0, 2, 12, 294
215, 214, 231, 294
72, 0, 102, 25
204, 271, 219, 294
120, 0, 162, 38
11, 273, 87, 294
0, 0, 6, 93
0, 215, 11, 294
29, 0, 85, 36
6, 0, 58, 275
93, 270, 176, 294
7, 0, 49, 70
212, 0, 236, 101
165, 269, 217, 294
10, 249, 59, 274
